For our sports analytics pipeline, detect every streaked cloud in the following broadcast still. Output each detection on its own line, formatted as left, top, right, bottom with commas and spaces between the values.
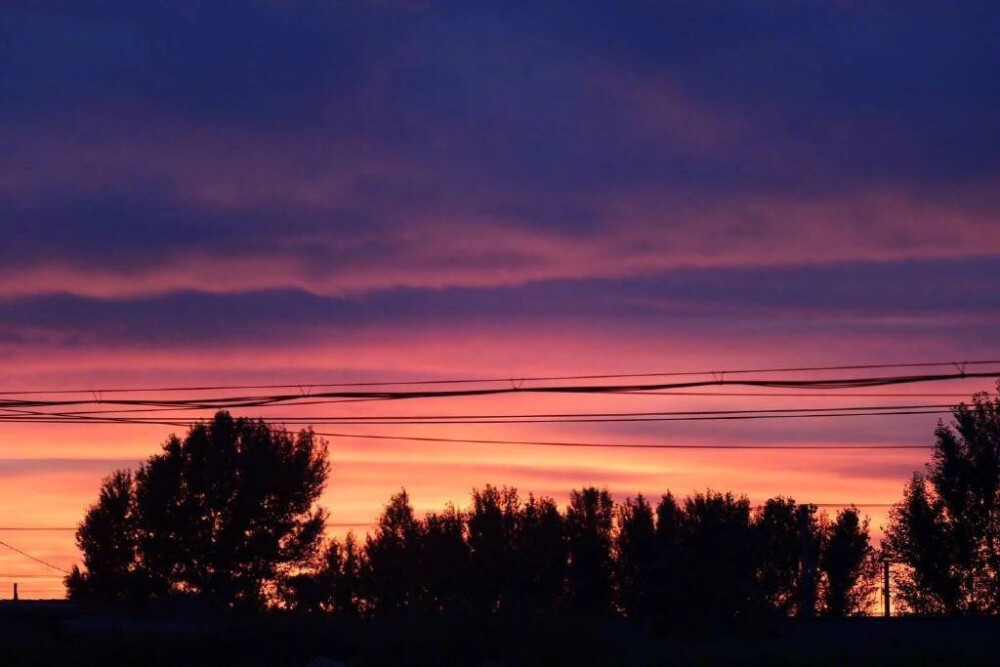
0, 1, 996, 575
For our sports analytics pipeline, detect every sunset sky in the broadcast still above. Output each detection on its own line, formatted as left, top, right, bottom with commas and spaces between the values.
1, 2, 999, 597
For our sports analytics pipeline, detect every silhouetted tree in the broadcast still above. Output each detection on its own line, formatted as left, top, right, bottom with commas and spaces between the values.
68, 412, 329, 608
467, 485, 519, 613
615, 494, 656, 617
420, 504, 469, 612
818, 507, 875, 616
885, 472, 963, 614
363, 489, 424, 614
754, 497, 817, 616
654, 492, 685, 626
885, 393, 1000, 614
678, 491, 755, 624
330, 532, 364, 615
565, 487, 615, 614
285, 532, 366, 615
65, 470, 146, 601
513, 493, 566, 612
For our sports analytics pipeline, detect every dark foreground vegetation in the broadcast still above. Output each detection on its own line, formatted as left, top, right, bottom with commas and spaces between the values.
66, 412, 877, 622
42, 391, 1000, 663
68, 392, 1000, 621
3, 604, 1000, 666
285, 485, 875, 622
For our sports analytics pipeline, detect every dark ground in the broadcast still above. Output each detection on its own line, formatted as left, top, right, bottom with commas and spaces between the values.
1, 602, 998, 666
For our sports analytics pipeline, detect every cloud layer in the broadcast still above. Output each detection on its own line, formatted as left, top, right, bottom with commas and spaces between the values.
1, 2, 997, 576
2, 2, 998, 298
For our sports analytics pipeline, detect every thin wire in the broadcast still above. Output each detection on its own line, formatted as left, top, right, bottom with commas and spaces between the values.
168, 409, 957, 425
0, 370, 994, 409
0, 540, 69, 574
0, 508, 898, 535
35, 403, 945, 422
0, 588, 65, 595
7, 392, 982, 419
312, 430, 931, 449
0, 397, 978, 422
0, 408, 955, 426
615, 391, 980, 398
812, 503, 895, 508
0, 358, 996, 395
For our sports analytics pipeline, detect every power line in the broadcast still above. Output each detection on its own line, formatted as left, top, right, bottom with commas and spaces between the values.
20, 403, 946, 422
302, 409, 952, 425
0, 408, 957, 426
1, 358, 996, 396
616, 391, 980, 398
0, 507, 897, 536
311, 430, 931, 450
0, 402, 961, 418
0, 528, 75, 532
0, 391, 980, 419
1, 372, 995, 410
0, 540, 68, 574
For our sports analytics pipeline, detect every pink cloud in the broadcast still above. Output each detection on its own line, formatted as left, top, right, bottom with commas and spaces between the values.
2, 105, 999, 300
2, 185, 998, 299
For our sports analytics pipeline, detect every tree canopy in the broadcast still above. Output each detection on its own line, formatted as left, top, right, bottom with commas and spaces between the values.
885, 392, 1000, 614
291, 485, 873, 624
64, 413, 889, 621
66, 393, 1000, 619
67, 411, 329, 608
820, 507, 876, 616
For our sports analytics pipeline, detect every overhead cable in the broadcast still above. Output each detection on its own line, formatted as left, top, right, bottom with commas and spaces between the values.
0, 540, 69, 574
0, 358, 996, 396
0, 371, 996, 410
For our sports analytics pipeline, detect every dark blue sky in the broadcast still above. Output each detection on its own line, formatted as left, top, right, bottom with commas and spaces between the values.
2, 2, 998, 308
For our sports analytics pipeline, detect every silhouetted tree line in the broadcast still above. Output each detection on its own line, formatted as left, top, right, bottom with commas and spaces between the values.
280, 486, 876, 624
67, 390, 1000, 619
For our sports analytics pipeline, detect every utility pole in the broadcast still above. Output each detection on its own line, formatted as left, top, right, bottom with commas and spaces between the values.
12, 582, 17, 602
883, 560, 891, 617
798, 503, 817, 618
